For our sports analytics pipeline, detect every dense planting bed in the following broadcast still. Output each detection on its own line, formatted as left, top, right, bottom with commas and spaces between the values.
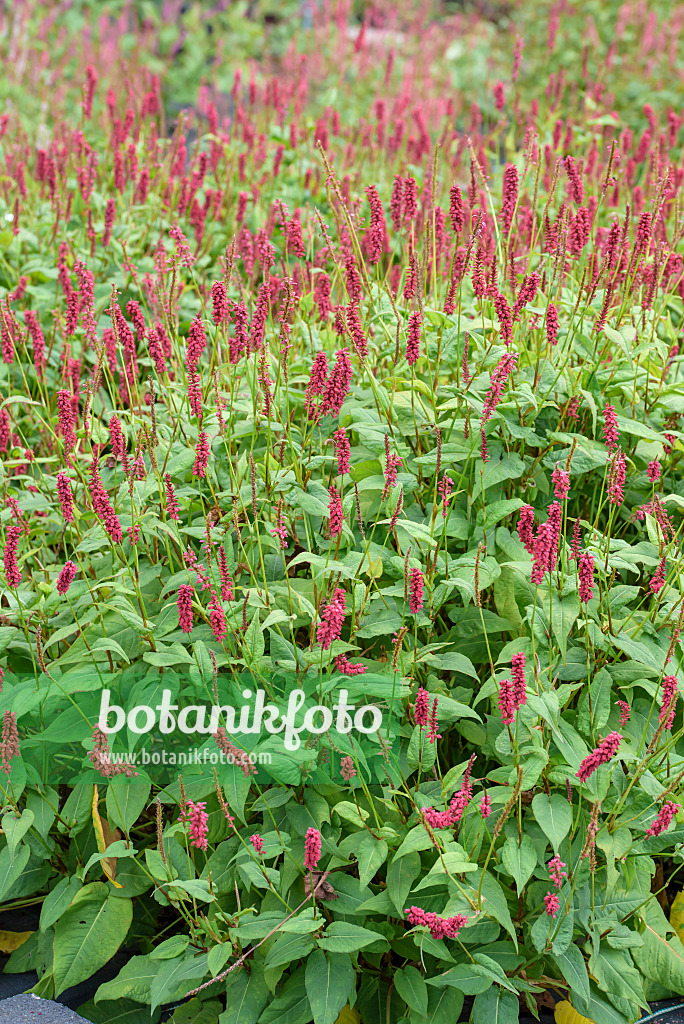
1, 2, 684, 1022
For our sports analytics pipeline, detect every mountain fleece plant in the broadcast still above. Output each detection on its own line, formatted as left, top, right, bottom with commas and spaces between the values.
2, 2, 684, 1023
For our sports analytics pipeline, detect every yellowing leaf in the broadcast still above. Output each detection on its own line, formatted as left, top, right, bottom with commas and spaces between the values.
0, 930, 33, 953
365, 556, 383, 579
102, 820, 122, 884
91, 785, 123, 888
335, 1006, 361, 1024
92, 785, 105, 853
670, 890, 684, 945
554, 1001, 596, 1024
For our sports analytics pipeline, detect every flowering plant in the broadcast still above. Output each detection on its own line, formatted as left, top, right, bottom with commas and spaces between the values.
1, 3, 684, 1024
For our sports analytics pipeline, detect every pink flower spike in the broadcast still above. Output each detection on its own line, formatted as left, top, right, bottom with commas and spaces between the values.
517, 504, 535, 554
607, 448, 626, 505
617, 700, 630, 727
405, 906, 468, 940
576, 732, 622, 782
56, 560, 77, 595
511, 653, 527, 706
3, 525, 22, 588
208, 590, 227, 643
333, 427, 351, 475
552, 466, 570, 500
57, 472, 75, 523
250, 834, 264, 855
578, 552, 595, 603
414, 687, 430, 728
304, 827, 322, 870
649, 556, 666, 594
406, 311, 421, 366
659, 675, 679, 731
193, 431, 210, 478
177, 585, 194, 634
328, 484, 343, 537
646, 801, 679, 838
181, 801, 209, 851
334, 653, 366, 676
498, 679, 516, 725
316, 588, 347, 649
544, 891, 560, 918
602, 403, 619, 450
409, 569, 424, 614
0, 711, 19, 775
427, 697, 441, 744
548, 855, 567, 889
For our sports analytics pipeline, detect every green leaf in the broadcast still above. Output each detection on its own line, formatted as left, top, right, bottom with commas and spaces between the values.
611, 631, 663, 672
387, 850, 421, 917
217, 757, 253, 823
576, 668, 612, 735
493, 567, 525, 637
53, 884, 133, 997
539, 590, 580, 658
531, 793, 572, 852
26, 787, 58, 839
94, 955, 158, 1003
428, 650, 479, 678
470, 953, 518, 993
531, 905, 574, 954
590, 947, 647, 1011
106, 777, 151, 834
355, 833, 388, 888
632, 899, 684, 993
318, 922, 383, 953
472, 451, 525, 498
515, 749, 549, 790
263, 934, 315, 969
482, 498, 525, 532
582, 985, 632, 1024
470, 986, 520, 1023
422, 986, 465, 1023
407, 724, 437, 772
40, 876, 82, 931
305, 950, 354, 1024
149, 953, 210, 1011
0, 626, 18, 655
414, 850, 478, 889
476, 872, 518, 948
84, 841, 137, 879
220, 965, 269, 1024
150, 935, 191, 960
244, 615, 265, 660
74, 999, 161, 1024
258, 974, 310, 1024
615, 414, 662, 441
170, 878, 216, 902
394, 825, 436, 860
92, 637, 131, 664
501, 835, 537, 892
0, 843, 30, 902
171, 998, 223, 1023
427, 963, 491, 994
552, 945, 590, 1009
394, 965, 428, 1016
332, 801, 369, 828
207, 943, 232, 977
2, 808, 34, 859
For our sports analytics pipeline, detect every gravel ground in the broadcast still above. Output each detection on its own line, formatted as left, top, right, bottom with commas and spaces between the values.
0, 995, 90, 1023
